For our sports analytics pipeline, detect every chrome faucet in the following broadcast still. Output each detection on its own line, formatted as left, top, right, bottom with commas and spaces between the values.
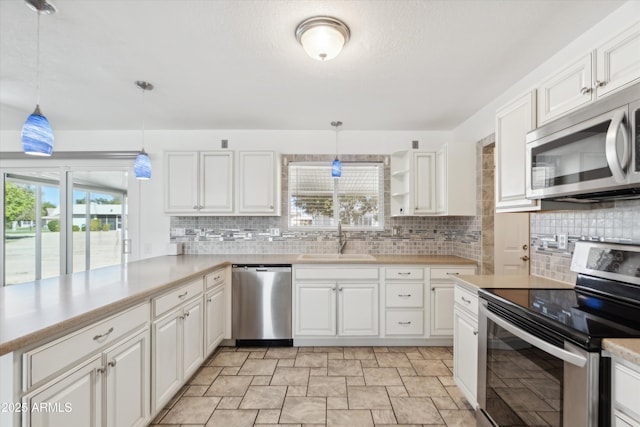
337, 222, 347, 254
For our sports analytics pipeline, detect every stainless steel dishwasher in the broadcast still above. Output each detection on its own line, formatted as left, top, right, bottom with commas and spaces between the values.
232, 264, 293, 346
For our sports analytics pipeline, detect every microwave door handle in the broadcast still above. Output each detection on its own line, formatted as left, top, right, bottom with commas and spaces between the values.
481, 304, 587, 367
605, 110, 630, 183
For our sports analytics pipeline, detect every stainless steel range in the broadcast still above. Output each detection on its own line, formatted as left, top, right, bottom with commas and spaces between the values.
477, 241, 640, 427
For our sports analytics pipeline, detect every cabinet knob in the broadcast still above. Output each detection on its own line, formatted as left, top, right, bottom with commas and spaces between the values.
207, 297, 212, 303
473, 330, 479, 336
193, 205, 198, 210
580, 86, 591, 95
338, 287, 343, 292
520, 255, 530, 261
108, 360, 117, 368
270, 205, 274, 209
96, 366, 106, 374
184, 311, 190, 318
593, 80, 607, 88
522, 244, 528, 250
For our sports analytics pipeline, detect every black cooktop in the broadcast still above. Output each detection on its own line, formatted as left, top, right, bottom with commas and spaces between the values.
480, 284, 640, 351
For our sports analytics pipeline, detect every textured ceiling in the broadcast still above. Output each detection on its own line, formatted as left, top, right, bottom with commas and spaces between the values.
0, 0, 626, 131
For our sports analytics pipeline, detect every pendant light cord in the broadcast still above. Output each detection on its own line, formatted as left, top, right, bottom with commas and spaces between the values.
141, 86, 146, 151
35, 11, 41, 106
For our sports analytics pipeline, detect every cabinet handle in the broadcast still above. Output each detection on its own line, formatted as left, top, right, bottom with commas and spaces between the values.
398, 272, 411, 276
332, 287, 336, 292
207, 297, 212, 303
432, 287, 435, 291
178, 291, 188, 299
338, 288, 343, 292
269, 205, 274, 209
520, 255, 530, 261
93, 327, 114, 341
445, 272, 459, 276
594, 80, 607, 88
108, 360, 117, 368
184, 311, 190, 318
398, 321, 412, 325
96, 366, 106, 374
473, 330, 479, 336
214, 276, 221, 281
193, 205, 198, 210
179, 314, 185, 320
461, 296, 471, 304
580, 86, 591, 95
398, 294, 412, 297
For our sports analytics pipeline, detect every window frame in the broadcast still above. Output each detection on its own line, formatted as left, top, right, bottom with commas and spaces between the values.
288, 161, 385, 231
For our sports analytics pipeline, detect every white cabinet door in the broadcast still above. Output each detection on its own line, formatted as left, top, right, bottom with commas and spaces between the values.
453, 308, 478, 408
105, 331, 149, 427
413, 152, 436, 214
200, 152, 234, 213
238, 151, 279, 215
596, 22, 640, 98
430, 283, 454, 336
24, 356, 103, 427
295, 282, 336, 336
165, 152, 199, 213
537, 54, 593, 125
435, 147, 446, 214
182, 299, 204, 380
338, 283, 379, 336
495, 91, 539, 212
205, 285, 225, 356
152, 311, 181, 411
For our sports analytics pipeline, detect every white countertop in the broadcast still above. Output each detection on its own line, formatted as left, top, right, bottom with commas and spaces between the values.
0, 254, 476, 355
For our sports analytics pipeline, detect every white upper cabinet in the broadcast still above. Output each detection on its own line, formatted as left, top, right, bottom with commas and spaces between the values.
595, 22, 640, 98
537, 54, 593, 125
390, 145, 474, 216
165, 150, 280, 216
238, 151, 280, 215
495, 91, 540, 212
537, 22, 640, 125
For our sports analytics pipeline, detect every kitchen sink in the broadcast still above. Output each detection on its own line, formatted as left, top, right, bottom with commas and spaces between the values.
296, 253, 376, 261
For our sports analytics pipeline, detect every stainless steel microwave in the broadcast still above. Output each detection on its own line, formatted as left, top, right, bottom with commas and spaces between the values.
526, 82, 640, 202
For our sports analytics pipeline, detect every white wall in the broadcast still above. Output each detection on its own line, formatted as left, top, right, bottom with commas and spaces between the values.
0, 128, 453, 260
452, 0, 640, 144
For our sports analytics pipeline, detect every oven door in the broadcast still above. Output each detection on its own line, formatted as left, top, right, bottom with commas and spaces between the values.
526, 106, 632, 200
478, 302, 602, 427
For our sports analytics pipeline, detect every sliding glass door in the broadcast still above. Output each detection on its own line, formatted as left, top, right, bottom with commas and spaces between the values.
2, 168, 129, 286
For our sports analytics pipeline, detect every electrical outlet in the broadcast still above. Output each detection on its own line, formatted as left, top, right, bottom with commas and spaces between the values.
558, 233, 567, 250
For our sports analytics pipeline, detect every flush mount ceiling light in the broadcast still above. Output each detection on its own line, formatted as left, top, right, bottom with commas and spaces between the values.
134, 81, 153, 180
331, 121, 343, 177
295, 16, 350, 61
21, 0, 56, 156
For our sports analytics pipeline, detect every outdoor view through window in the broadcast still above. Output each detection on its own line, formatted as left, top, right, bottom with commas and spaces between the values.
3, 170, 127, 286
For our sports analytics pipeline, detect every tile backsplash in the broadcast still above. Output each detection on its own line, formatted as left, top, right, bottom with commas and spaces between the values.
530, 199, 640, 283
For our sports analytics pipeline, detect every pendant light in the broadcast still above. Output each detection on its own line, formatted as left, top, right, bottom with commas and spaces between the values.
134, 81, 153, 180
295, 16, 350, 61
21, 0, 56, 156
331, 121, 342, 177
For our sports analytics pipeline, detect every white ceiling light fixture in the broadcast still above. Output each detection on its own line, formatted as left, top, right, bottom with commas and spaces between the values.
295, 16, 350, 61
21, 0, 56, 156
134, 80, 153, 180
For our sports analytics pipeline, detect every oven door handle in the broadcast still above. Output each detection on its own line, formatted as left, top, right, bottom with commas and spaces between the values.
481, 304, 587, 368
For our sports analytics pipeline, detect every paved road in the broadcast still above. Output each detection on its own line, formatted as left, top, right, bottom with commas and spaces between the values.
4, 231, 122, 285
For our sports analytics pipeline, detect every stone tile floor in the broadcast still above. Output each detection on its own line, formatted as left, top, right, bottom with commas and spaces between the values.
149, 345, 476, 426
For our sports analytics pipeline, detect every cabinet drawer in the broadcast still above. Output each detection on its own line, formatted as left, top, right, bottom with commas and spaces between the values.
205, 268, 225, 289
154, 278, 203, 318
385, 267, 424, 280
295, 268, 379, 280
386, 283, 423, 308
454, 286, 478, 316
385, 310, 424, 335
430, 267, 476, 280
615, 361, 640, 418
23, 302, 149, 390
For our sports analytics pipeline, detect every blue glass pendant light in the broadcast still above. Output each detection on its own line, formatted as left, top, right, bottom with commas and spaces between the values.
331, 121, 342, 177
22, 0, 57, 156
134, 81, 154, 180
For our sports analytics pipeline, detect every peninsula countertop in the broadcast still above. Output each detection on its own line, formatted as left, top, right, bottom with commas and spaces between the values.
0, 253, 476, 355
453, 274, 575, 293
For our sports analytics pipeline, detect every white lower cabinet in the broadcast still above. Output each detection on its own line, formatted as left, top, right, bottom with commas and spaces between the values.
453, 284, 479, 409
152, 279, 204, 412
22, 327, 150, 427
430, 283, 454, 336
612, 357, 640, 426
294, 267, 379, 338
204, 284, 225, 356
